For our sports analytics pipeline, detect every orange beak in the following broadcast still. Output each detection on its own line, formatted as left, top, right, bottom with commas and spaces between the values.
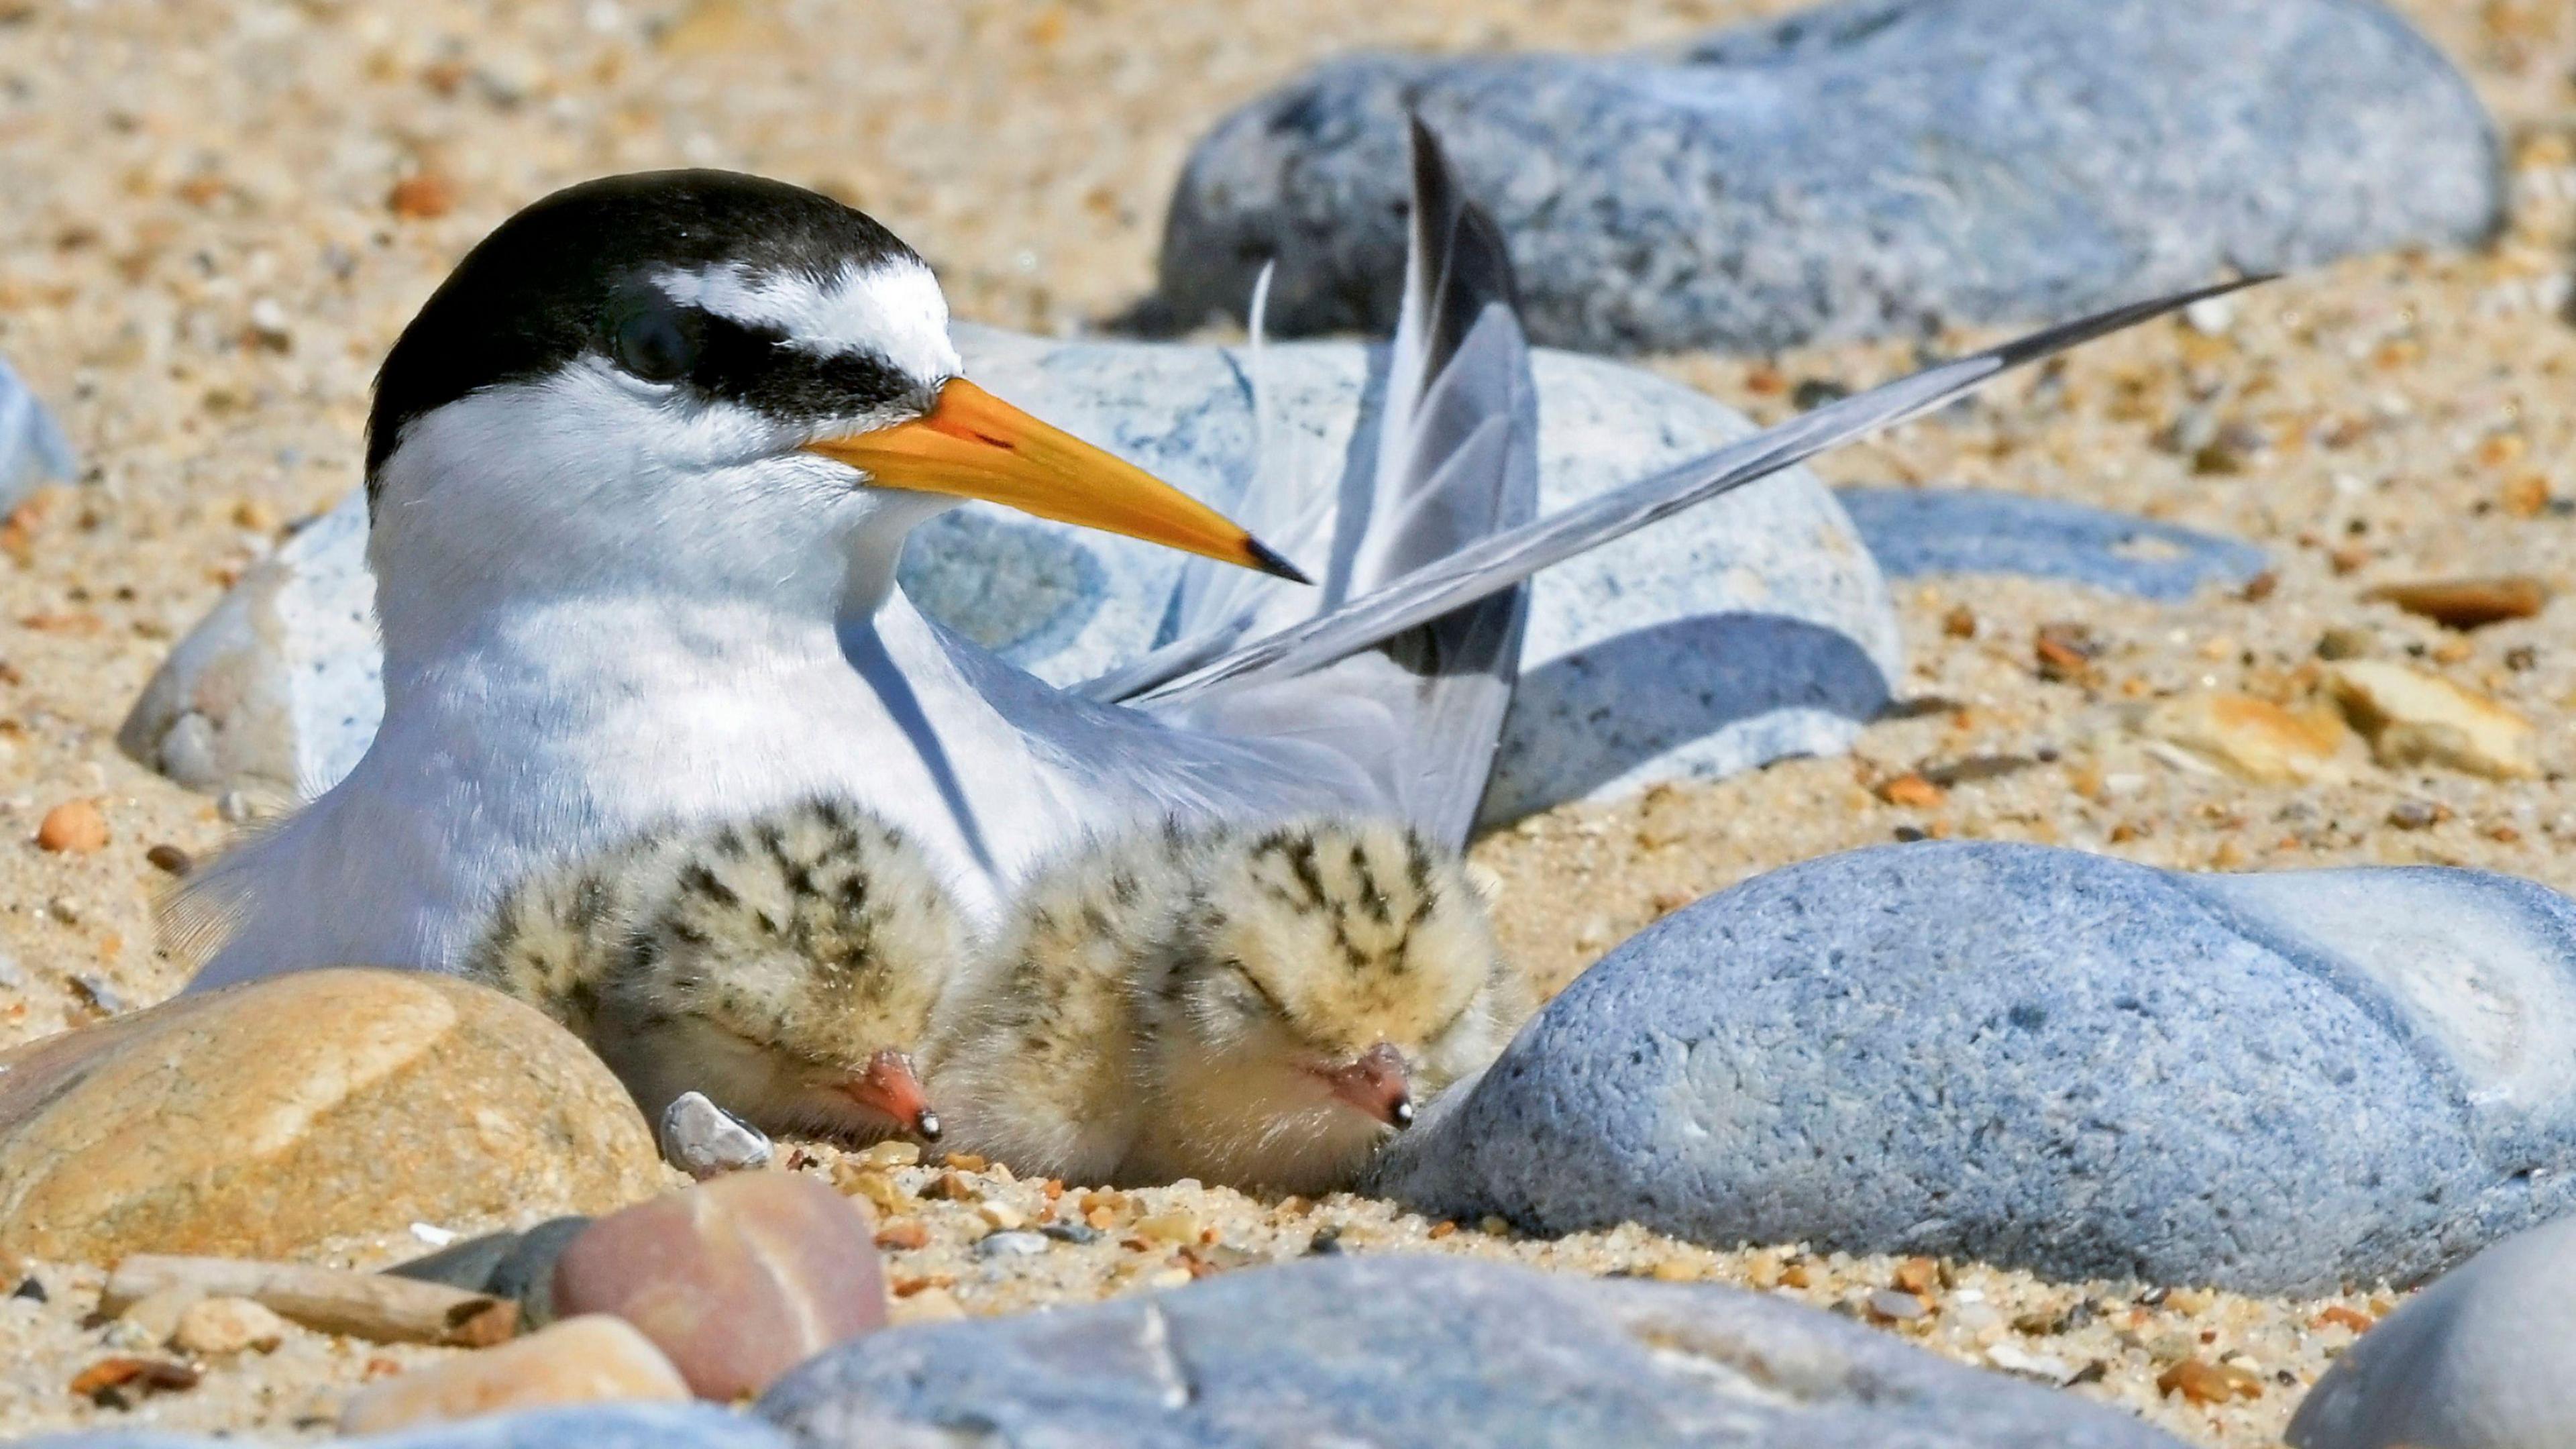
804, 377, 1307, 582
1314, 1042, 1414, 1130
841, 1048, 942, 1142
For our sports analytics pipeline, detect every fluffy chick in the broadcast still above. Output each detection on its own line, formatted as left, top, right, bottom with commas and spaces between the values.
932, 815, 1529, 1194
468, 796, 969, 1142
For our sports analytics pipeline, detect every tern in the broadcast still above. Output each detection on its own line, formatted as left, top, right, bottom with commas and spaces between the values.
178, 125, 2251, 993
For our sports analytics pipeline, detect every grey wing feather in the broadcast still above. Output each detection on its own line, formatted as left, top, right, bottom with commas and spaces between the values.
1116, 119, 1541, 845
1136, 274, 2271, 706
1078, 267, 1319, 703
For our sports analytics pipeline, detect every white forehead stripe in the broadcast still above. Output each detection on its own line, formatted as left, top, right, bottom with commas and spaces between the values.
653, 260, 961, 386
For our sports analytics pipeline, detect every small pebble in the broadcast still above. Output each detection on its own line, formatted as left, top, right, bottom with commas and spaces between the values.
11, 1275, 45, 1303
68, 973, 124, 1015
2156, 1356, 2264, 1405
144, 843, 193, 875
976, 1231, 1049, 1259
1132, 1210, 1201, 1246
1866, 1287, 1932, 1322
857, 1140, 921, 1169
388, 171, 458, 220
1040, 1222, 1102, 1246
657, 1090, 773, 1179
1876, 773, 1947, 808
70, 1356, 200, 1407
1791, 377, 1851, 409
898, 1287, 967, 1323
1986, 1341, 2076, 1381
2365, 575, 2550, 630
2387, 800, 2447, 830
173, 1297, 287, 1356
34, 799, 107, 853
216, 790, 260, 824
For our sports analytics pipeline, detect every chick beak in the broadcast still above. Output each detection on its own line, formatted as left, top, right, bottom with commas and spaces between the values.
841, 1048, 942, 1142
803, 377, 1307, 582
1320, 1042, 1414, 1130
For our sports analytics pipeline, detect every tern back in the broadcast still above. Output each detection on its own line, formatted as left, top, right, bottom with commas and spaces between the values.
1094, 121, 1540, 847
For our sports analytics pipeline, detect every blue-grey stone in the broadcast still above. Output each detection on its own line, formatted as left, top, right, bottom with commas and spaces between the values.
19, 1404, 797, 1449
2288, 1214, 2576, 1449
120, 327, 1897, 821
1373, 841, 2576, 1294
1834, 486, 2269, 600
0, 352, 75, 506
758, 1254, 2184, 1448
1152, 0, 2500, 354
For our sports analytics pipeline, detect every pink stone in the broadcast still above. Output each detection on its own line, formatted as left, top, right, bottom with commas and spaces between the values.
551, 1171, 886, 1399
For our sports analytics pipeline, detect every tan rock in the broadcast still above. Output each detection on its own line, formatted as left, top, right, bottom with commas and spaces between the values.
2136, 692, 2352, 785
337, 1314, 688, 1434
172, 1297, 288, 1355
2328, 661, 2539, 780
552, 1171, 886, 1399
0, 969, 662, 1264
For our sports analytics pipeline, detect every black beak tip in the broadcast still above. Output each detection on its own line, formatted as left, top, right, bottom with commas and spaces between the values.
1246, 537, 1312, 586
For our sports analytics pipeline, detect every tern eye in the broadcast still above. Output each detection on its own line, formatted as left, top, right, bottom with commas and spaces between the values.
608, 299, 702, 383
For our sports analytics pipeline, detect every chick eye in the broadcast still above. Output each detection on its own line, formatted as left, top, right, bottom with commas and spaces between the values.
1221, 960, 1290, 1020
608, 299, 702, 383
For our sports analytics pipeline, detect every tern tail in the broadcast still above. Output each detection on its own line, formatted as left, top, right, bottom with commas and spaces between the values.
1089, 119, 1540, 845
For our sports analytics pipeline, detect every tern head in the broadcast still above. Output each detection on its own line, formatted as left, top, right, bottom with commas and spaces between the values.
363, 170, 1299, 639
582, 799, 971, 1144
1146, 818, 1529, 1193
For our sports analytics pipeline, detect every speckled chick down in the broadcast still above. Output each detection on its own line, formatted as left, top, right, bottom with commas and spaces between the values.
932, 815, 1532, 1193
468, 796, 970, 1140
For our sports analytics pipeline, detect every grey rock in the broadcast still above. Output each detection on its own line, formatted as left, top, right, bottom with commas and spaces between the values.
1374, 841, 2576, 1294
1834, 487, 2269, 600
2288, 1215, 2576, 1448
758, 1254, 2182, 1448
659, 1090, 774, 1179
20, 1403, 799, 1449
121, 326, 1897, 822
119, 492, 379, 794
974, 1230, 1050, 1258
384, 1215, 592, 1330
1152, 0, 2500, 354
0, 353, 74, 507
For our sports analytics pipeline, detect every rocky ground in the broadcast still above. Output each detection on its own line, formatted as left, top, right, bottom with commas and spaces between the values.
0, 0, 2571, 1445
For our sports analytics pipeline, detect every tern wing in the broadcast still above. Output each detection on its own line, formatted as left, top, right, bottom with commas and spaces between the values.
1136, 274, 2271, 706
1103, 119, 1540, 845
